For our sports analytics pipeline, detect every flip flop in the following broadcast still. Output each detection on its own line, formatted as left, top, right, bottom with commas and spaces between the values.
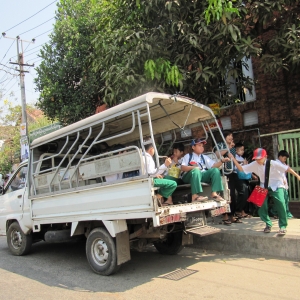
232, 218, 243, 223
162, 202, 173, 206
212, 195, 225, 202
192, 196, 208, 203
220, 219, 231, 226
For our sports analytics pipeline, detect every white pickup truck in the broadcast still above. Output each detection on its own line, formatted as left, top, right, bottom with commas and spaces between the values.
0, 92, 230, 275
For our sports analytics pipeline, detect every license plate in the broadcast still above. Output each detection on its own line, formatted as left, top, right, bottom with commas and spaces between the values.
159, 213, 184, 225
210, 206, 227, 217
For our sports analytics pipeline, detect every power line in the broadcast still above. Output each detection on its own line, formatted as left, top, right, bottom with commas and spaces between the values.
18, 17, 55, 36
24, 50, 41, 58
8, 43, 45, 61
0, 40, 15, 64
34, 29, 53, 39
3, 0, 58, 33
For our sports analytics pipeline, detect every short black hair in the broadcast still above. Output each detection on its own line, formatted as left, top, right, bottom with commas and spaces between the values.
235, 142, 244, 149
173, 143, 184, 152
222, 130, 233, 138
144, 144, 154, 151
278, 150, 289, 158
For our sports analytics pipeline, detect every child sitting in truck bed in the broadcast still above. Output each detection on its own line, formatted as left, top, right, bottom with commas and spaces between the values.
143, 140, 177, 206
163, 143, 185, 185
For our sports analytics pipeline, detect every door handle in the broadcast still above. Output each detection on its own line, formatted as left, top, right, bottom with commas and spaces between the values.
17, 195, 22, 198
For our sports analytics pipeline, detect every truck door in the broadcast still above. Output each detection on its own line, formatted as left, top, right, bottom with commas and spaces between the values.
0, 165, 27, 235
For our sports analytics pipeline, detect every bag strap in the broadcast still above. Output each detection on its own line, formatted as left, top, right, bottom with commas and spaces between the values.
188, 152, 193, 165
264, 159, 271, 189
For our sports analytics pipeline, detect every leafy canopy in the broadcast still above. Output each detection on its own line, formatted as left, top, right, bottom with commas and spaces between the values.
35, 0, 300, 125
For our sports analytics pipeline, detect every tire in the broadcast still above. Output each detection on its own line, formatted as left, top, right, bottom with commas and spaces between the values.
7, 222, 32, 256
153, 231, 184, 255
86, 227, 120, 276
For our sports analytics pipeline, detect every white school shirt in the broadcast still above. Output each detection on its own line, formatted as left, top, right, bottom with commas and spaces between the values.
143, 152, 168, 177
181, 152, 215, 172
234, 154, 245, 173
276, 159, 289, 189
242, 160, 288, 191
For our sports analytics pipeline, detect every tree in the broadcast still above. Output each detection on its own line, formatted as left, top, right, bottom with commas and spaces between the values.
0, 103, 53, 174
36, 0, 300, 124
35, 0, 107, 125
93, 0, 300, 107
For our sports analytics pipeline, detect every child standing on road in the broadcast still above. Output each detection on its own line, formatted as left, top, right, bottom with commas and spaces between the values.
229, 148, 300, 235
271, 150, 294, 219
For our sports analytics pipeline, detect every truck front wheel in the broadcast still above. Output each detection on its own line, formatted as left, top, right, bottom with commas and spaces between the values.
153, 231, 183, 255
7, 222, 32, 256
86, 227, 120, 276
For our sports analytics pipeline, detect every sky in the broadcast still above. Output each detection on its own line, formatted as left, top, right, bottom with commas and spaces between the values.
0, 0, 58, 119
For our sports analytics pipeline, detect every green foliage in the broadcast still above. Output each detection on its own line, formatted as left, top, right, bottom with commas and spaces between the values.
144, 59, 183, 87
35, 0, 300, 122
35, 0, 106, 125
205, 0, 240, 24
0, 103, 54, 174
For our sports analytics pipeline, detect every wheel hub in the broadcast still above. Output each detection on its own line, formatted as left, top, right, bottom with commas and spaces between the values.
92, 238, 109, 266
11, 229, 22, 250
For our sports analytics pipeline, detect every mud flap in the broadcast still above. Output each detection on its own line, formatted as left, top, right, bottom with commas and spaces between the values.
185, 226, 221, 237
116, 230, 131, 265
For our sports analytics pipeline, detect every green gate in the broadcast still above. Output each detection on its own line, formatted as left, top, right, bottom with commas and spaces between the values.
278, 132, 300, 201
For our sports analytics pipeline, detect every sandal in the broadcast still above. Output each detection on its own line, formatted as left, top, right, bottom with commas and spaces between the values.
192, 196, 208, 203
263, 226, 272, 233
278, 229, 286, 235
162, 202, 173, 206
221, 219, 232, 226
232, 218, 243, 223
212, 195, 225, 202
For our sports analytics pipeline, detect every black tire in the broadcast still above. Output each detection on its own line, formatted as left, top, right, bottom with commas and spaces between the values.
7, 222, 32, 256
86, 227, 120, 276
153, 231, 184, 255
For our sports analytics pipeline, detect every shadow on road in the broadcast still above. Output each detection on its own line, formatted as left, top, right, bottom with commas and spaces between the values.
0, 237, 221, 293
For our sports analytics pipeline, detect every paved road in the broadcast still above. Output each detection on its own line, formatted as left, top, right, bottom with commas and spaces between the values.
0, 235, 299, 300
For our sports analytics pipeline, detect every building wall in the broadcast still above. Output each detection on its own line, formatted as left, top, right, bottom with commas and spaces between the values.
219, 57, 300, 159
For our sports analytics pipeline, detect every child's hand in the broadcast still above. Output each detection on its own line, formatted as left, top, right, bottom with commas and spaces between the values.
227, 153, 234, 159
222, 157, 231, 163
244, 159, 248, 165
164, 157, 172, 167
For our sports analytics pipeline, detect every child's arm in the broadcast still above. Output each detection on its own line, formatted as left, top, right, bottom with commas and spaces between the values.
287, 167, 300, 180
228, 153, 244, 172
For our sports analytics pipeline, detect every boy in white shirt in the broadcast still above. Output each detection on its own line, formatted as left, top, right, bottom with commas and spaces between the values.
272, 150, 293, 219
181, 138, 230, 203
229, 148, 300, 235
144, 141, 177, 206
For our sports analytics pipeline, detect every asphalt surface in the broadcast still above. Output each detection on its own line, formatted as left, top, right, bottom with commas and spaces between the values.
0, 235, 300, 300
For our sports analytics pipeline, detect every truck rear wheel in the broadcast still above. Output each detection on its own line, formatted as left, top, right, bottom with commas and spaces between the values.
86, 227, 120, 276
7, 222, 32, 256
153, 231, 183, 255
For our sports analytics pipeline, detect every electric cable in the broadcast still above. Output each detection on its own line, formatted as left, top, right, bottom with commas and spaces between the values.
0, 40, 15, 64
2, 77, 19, 97
18, 17, 55, 36
3, 0, 58, 33
34, 29, 53, 39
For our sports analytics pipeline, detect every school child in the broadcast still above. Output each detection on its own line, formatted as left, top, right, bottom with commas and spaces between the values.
229, 148, 300, 235
181, 138, 230, 203
143, 140, 177, 206
234, 142, 252, 218
271, 150, 294, 219
164, 143, 185, 184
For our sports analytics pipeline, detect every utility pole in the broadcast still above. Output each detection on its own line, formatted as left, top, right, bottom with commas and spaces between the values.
2, 33, 35, 160
3, 34, 35, 136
